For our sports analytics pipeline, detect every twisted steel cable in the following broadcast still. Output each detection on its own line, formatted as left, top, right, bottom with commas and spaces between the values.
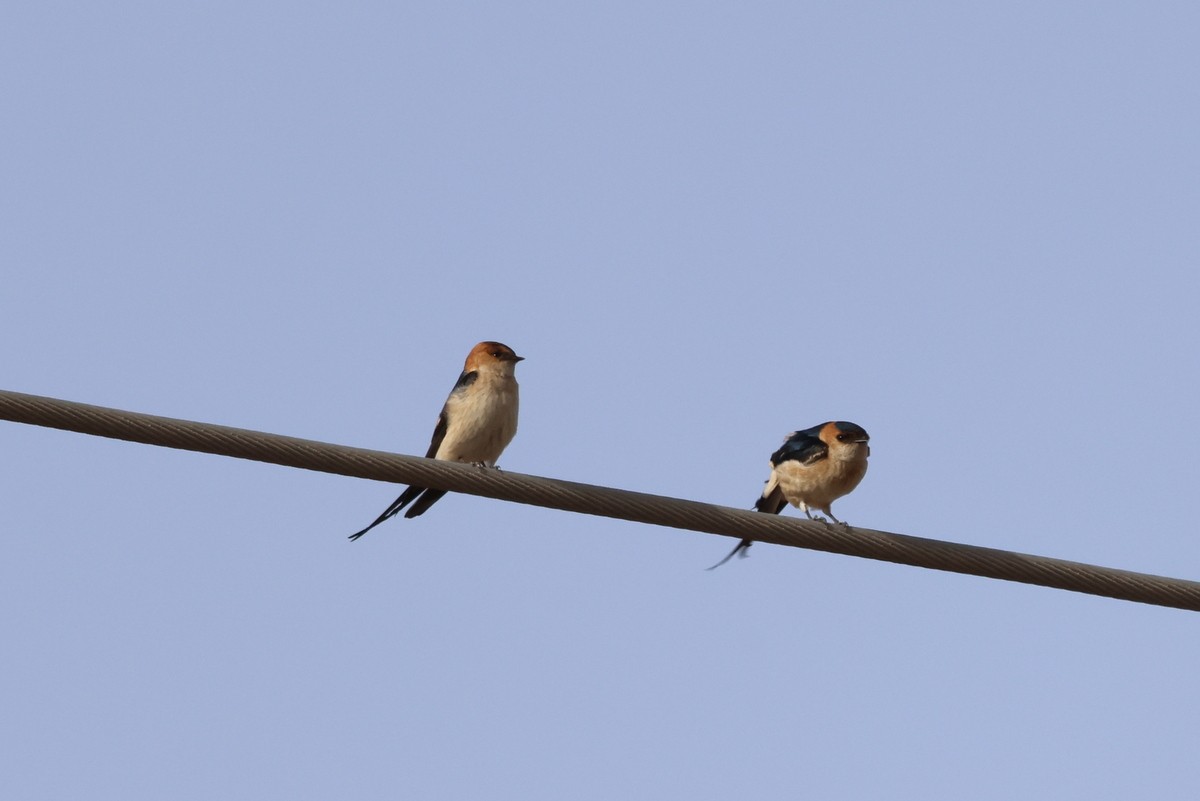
2, 388, 1198, 611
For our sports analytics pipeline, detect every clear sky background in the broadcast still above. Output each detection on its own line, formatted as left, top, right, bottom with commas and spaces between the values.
3, 2, 1198, 799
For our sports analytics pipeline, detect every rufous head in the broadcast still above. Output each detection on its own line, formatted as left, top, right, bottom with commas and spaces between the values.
464, 341, 524, 373
820, 421, 870, 459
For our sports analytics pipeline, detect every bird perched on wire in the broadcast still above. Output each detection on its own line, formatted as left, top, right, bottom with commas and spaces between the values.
708, 421, 870, 569
348, 341, 524, 540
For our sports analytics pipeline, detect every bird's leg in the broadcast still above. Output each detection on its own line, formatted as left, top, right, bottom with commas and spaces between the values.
803, 504, 829, 523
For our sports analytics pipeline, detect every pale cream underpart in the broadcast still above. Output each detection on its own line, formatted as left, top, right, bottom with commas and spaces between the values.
435, 369, 519, 466
768, 445, 868, 516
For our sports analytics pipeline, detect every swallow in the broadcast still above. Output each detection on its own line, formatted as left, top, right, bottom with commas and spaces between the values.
708, 421, 870, 569
348, 341, 523, 540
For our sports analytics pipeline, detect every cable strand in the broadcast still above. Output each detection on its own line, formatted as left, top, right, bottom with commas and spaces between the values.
2, 388, 1198, 611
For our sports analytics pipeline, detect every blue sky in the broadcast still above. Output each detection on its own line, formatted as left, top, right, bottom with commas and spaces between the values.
3, 2, 1198, 798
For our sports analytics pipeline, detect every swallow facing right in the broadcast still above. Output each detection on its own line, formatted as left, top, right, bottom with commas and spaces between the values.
348, 341, 523, 541
708, 421, 870, 569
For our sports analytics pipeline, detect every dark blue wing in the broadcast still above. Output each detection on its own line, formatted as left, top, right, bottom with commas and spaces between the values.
769, 425, 828, 467
424, 410, 449, 459
451, 370, 478, 392
423, 370, 477, 458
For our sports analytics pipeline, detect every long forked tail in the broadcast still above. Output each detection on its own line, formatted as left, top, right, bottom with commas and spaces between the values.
706, 539, 752, 570
403, 488, 447, 519
707, 485, 786, 568
348, 484, 426, 541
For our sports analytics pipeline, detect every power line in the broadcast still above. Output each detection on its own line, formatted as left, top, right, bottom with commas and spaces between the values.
2, 387, 1198, 612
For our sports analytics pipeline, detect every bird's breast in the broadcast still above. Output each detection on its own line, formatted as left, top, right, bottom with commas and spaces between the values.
437, 377, 519, 464
775, 454, 867, 507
